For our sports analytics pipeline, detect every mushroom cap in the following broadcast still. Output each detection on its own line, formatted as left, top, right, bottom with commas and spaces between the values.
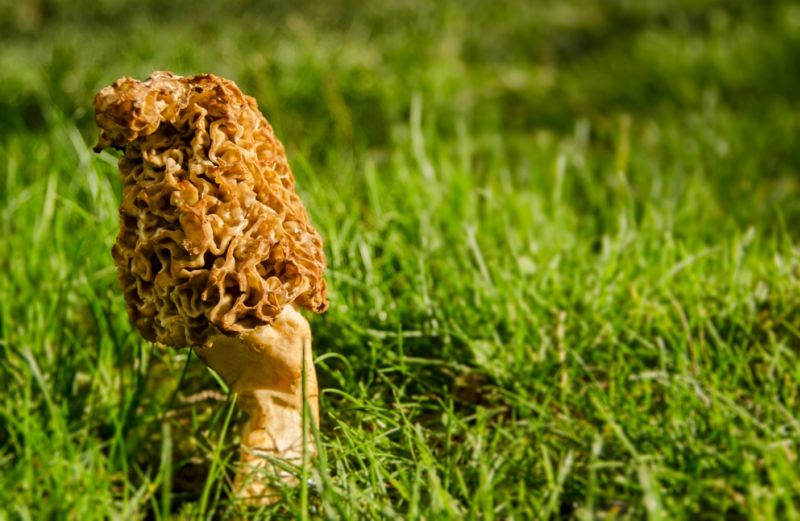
94, 71, 328, 347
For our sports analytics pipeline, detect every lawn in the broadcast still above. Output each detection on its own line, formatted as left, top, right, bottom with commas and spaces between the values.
1, 0, 799, 518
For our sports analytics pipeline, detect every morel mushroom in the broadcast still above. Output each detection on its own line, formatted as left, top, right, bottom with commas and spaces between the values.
93, 71, 328, 501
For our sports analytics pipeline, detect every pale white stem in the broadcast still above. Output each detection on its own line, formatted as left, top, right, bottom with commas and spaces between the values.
195, 305, 319, 503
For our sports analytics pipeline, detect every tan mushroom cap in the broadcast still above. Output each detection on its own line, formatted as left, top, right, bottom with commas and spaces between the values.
94, 71, 328, 347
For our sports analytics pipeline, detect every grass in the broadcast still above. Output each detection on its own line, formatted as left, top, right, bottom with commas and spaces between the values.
1, 0, 799, 518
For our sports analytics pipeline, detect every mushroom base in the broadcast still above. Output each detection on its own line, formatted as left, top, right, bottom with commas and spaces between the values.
195, 305, 319, 504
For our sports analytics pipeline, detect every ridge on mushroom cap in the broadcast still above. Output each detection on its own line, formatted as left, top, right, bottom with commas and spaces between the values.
94, 71, 328, 347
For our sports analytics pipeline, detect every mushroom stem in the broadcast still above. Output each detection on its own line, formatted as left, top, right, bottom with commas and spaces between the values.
195, 305, 319, 503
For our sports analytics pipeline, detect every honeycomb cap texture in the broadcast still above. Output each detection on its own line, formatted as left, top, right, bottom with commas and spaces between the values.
94, 71, 328, 347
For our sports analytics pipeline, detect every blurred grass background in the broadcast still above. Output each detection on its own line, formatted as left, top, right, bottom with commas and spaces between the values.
1, 0, 799, 518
